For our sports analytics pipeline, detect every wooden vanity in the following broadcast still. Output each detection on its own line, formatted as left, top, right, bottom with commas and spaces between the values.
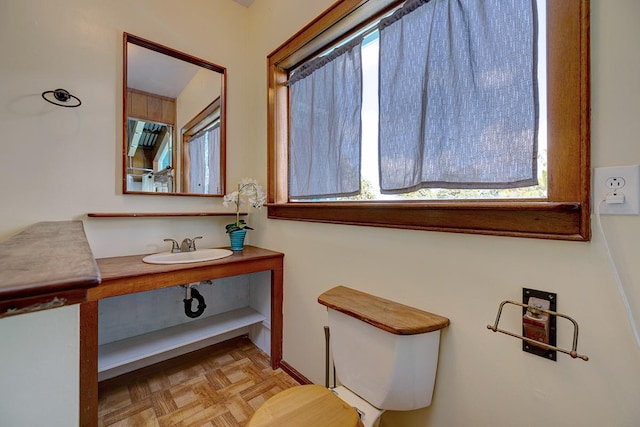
79, 245, 284, 426
0, 222, 285, 426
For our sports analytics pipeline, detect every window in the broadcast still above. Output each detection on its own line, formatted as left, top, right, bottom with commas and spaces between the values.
182, 98, 224, 194
267, 0, 590, 241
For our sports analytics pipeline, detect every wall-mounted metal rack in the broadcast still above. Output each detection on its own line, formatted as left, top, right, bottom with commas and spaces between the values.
487, 298, 589, 362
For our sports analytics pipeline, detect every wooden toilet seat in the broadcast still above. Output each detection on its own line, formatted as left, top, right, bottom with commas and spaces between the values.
247, 384, 362, 427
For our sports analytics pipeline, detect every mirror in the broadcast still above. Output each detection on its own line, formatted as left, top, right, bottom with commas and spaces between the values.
123, 33, 226, 196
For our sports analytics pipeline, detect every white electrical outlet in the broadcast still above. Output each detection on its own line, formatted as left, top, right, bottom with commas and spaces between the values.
593, 165, 640, 215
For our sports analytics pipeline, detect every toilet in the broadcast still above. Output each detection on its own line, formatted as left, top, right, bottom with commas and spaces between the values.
247, 285, 449, 427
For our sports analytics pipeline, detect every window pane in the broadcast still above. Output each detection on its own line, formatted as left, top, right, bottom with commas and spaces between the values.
296, 0, 547, 202
268, 0, 589, 241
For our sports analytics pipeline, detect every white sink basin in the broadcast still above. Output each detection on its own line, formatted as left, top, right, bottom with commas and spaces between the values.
142, 248, 233, 265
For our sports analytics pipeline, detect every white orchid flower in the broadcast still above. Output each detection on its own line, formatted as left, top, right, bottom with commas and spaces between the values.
223, 179, 266, 232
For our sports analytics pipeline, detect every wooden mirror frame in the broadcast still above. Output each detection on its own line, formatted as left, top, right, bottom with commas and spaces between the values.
123, 33, 227, 197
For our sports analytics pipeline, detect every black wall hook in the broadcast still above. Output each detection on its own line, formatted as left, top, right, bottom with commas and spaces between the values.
41, 88, 82, 107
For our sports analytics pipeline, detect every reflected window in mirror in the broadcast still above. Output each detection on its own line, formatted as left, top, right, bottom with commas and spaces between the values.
182, 98, 223, 194
123, 33, 226, 196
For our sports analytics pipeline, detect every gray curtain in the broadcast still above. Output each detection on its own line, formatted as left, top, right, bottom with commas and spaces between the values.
188, 124, 220, 194
188, 131, 206, 194
288, 37, 363, 199
378, 0, 539, 193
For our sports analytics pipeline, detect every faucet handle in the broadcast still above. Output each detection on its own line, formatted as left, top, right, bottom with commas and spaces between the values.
191, 236, 203, 251
163, 238, 180, 253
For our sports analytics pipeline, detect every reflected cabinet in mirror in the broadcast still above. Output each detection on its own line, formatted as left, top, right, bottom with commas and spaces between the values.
123, 33, 226, 196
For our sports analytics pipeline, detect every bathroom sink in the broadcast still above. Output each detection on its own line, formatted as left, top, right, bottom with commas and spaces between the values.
142, 248, 233, 265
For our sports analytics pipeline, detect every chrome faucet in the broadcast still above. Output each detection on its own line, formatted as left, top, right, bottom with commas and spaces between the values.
163, 239, 180, 253
164, 236, 202, 252
181, 236, 203, 252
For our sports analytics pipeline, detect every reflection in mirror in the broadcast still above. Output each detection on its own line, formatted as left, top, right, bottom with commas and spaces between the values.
124, 33, 226, 196
127, 119, 174, 192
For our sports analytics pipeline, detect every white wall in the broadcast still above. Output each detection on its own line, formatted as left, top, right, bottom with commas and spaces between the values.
0, 1, 251, 425
2, 0, 640, 426
0, 0, 252, 249
247, 1, 640, 426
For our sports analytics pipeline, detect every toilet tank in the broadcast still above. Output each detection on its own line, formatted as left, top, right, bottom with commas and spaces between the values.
320, 286, 449, 411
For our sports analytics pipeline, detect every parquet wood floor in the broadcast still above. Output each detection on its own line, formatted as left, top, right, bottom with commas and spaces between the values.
98, 336, 301, 427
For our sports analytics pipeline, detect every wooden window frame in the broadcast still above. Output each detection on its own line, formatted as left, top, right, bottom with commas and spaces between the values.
267, 0, 590, 241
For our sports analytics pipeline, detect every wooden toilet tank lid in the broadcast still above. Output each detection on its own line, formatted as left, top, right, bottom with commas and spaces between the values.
318, 285, 449, 335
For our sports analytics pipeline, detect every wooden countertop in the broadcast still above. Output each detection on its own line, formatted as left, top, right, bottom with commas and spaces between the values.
91, 245, 284, 300
318, 285, 449, 335
0, 221, 100, 316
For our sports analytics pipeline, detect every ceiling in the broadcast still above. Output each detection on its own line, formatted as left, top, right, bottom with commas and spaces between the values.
233, 0, 255, 7
127, 44, 201, 99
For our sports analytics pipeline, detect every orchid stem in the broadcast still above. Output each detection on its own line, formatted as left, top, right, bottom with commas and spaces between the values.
236, 183, 241, 227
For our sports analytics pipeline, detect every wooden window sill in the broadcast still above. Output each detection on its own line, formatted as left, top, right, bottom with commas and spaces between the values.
267, 201, 586, 241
